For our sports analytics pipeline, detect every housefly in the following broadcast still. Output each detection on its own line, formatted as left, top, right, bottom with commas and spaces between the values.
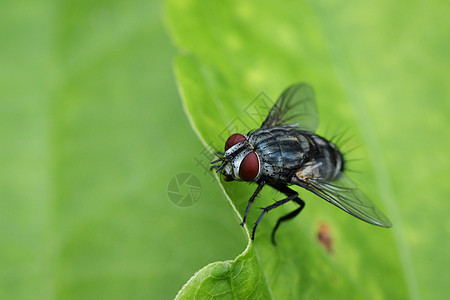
211, 83, 392, 244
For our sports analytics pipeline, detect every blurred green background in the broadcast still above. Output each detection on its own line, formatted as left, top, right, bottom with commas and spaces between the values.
0, 0, 245, 298
0, 0, 448, 299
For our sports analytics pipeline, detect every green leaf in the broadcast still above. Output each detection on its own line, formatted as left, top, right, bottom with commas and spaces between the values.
176, 245, 272, 299
166, 0, 449, 299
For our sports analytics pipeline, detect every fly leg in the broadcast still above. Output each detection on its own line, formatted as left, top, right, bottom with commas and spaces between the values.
271, 197, 305, 245
251, 190, 298, 240
270, 185, 305, 245
210, 165, 218, 171
210, 151, 225, 171
240, 181, 265, 226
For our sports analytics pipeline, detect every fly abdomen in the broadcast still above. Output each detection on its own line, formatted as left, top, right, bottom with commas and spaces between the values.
304, 135, 344, 181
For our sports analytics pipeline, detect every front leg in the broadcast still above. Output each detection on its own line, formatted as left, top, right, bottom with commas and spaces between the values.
240, 180, 265, 226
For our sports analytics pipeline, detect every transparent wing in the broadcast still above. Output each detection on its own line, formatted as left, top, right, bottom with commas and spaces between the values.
292, 172, 392, 227
261, 83, 318, 132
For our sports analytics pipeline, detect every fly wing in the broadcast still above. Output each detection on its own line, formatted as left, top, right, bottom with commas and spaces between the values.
292, 172, 392, 227
261, 83, 318, 132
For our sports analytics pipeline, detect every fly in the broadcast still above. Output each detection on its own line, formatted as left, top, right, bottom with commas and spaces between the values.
211, 83, 392, 244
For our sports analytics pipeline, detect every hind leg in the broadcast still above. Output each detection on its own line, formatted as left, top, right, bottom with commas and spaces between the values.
251, 193, 298, 240
271, 198, 305, 245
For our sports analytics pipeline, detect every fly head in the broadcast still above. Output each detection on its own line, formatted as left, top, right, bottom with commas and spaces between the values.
211, 133, 260, 182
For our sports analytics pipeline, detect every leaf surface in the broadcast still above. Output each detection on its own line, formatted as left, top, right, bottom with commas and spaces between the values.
166, 0, 449, 299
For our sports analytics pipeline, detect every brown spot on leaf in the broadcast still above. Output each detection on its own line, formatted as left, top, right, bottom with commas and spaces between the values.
317, 223, 333, 254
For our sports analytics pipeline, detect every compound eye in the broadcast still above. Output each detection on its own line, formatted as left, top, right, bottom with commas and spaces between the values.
239, 152, 259, 182
225, 133, 246, 151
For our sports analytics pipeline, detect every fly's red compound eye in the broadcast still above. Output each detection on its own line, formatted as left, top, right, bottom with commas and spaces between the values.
239, 152, 259, 182
225, 133, 246, 151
